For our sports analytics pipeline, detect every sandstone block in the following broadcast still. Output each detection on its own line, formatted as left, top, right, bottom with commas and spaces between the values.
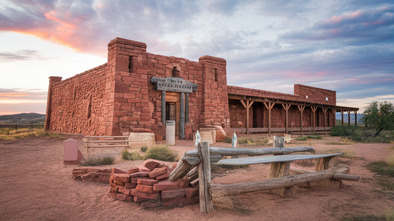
149, 167, 167, 178
111, 168, 126, 174
137, 179, 158, 186
185, 187, 198, 199
161, 189, 186, 199
153, 180, 180, 192
136, 184, 156, 194
125, 183, 136, 189
113, 173, 131, 183
130, 172, 149, 178
156, 173, 169, 181
131, 189, 159, 200
127, 168, 140, 174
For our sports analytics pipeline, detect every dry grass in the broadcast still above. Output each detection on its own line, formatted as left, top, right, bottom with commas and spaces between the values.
0, 128, 63, 140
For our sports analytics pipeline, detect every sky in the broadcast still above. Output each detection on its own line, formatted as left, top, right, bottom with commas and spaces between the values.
0, 0, 393, 115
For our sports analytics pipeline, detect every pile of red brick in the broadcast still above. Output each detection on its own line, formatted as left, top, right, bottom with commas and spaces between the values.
108, 160, 199, 208
72, 168, 112, 184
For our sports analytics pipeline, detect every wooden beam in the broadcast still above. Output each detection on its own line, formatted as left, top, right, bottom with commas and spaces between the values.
263, 102, 275, 136
311, 106, 318, 132
331, 108, 337, 127
355, 111, 357, 127
322, 107, 328, 133
198, 142, 214, 213
341, 109, 344, 126
297, 105, 305, 135
185, 146, 315, 157
347, 110, 351, 127
169, 158, 194, 181
210, 165, 350, 198
240, 100, 246, 109
282, 103, 291, 134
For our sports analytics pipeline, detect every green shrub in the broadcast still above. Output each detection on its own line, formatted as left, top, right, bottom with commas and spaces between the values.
122, 150, 144, 160
330, 126, 394, 143
237, 137, 268, 146
82, 157, 114, 166
295, 137, 307, 141
144, 145, 177, 161
366, 161, 394, 178
140, 146, 148, 152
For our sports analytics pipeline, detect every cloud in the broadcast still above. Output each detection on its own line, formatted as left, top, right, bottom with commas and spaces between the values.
0, 50, 48, 61
0, 88, 47, 103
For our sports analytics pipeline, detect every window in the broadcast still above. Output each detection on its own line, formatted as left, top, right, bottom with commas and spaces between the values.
128, 56, 133, 73
214, 68, 218, 82
172, 66, 178, 77
306, 95, 308, 99
326, 97, 329, 101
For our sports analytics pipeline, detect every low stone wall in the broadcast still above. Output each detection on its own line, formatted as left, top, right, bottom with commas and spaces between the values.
72, 159, 199, 208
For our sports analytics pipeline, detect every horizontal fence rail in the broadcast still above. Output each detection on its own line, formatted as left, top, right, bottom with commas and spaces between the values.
0, 124, 45, 130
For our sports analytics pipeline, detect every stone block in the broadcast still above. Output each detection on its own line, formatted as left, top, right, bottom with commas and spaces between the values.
125, 183, 136, 189
127, 168, 140, 174
161, 189, 186, 199
136, 184, 156, 194
131, 189, 159, 200
128, 132, 156, 148
149, 167, 167, 178
156, 173, 169, 181
129, 172, 149, 178
137, 179, 158, 186
153, 180, 180, 192
185, 187, 198, 199
113, 173, 131, 183
142, 202, 160, 208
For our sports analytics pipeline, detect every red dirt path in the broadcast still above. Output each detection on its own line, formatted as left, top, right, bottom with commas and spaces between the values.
0, 136, 393, 220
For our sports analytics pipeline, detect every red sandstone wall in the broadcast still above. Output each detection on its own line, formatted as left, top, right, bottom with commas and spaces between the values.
294, 84, 336, 105
46, 64, 113, 135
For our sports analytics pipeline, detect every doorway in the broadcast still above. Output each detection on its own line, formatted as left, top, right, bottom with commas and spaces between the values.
166, 102, 176, 121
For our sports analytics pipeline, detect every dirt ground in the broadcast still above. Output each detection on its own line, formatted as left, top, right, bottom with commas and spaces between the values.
0, 135, 393, 221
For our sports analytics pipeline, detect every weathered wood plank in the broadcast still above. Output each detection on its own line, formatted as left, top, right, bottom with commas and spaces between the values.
214, 153, 343, 166
182, 155, 222, 166
185, 147, 315, 157
333, 173, 360, 181
198, 142, 214, 213
169, 158, 194, 182
210, 165, 348, 197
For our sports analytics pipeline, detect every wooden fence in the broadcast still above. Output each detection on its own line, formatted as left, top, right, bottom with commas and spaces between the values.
0, 124, 44, 130
169, 139, 359, 213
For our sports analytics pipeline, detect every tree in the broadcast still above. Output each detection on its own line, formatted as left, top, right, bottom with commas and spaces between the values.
362, 101, 394, 137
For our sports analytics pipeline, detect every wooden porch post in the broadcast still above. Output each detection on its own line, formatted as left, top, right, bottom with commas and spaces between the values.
282, 103, 291, 134
331, 108, 337, 127
341, 109, 344, 126
322, 107, 328, 133
355, 111, 357, 127
311, 106, 318, 132
198, 142, 214, 213
297, 105, 305, 136
264, 102, 275, 136
347, 110, 351, 127
240, 100, 254, 134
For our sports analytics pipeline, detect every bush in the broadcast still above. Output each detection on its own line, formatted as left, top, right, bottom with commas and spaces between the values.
144, 145, 177, 161
224, 137, 232, 143
330, 126, 394, 143
237, 137, 268, 146
122, 150, 144, 160
82, 157, 114, 166
140, 146, 148, 152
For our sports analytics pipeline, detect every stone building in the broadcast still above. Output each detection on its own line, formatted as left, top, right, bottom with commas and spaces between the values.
45, 37, 358, 139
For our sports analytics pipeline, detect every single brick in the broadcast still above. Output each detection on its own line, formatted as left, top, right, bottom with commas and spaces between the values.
137, 178, 158, 186
185, 187, 198, 199
138, 166, 150, 172
114, 179, 125, 186
113, 173, 131, 183
156, 173, 169, 181
131, 176, 149, 184
131, 189, 159, 200
134, 197, 149, 203
153, 180, 181, 192
161, 189, 186, 199
148, 167, 167, 178
129, 172, 149, 178
125, 183, 136, 189
136, 184, 156, 194
123, 189, 132, 196
143, 160, 161, 171
127, 168, 140, 174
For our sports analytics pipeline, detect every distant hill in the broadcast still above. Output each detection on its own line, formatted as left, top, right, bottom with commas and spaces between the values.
0, 113, 46, 124
336, 113, 364, 124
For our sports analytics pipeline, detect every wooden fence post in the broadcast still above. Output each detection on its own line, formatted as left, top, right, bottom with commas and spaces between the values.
198, 142, 214, 213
